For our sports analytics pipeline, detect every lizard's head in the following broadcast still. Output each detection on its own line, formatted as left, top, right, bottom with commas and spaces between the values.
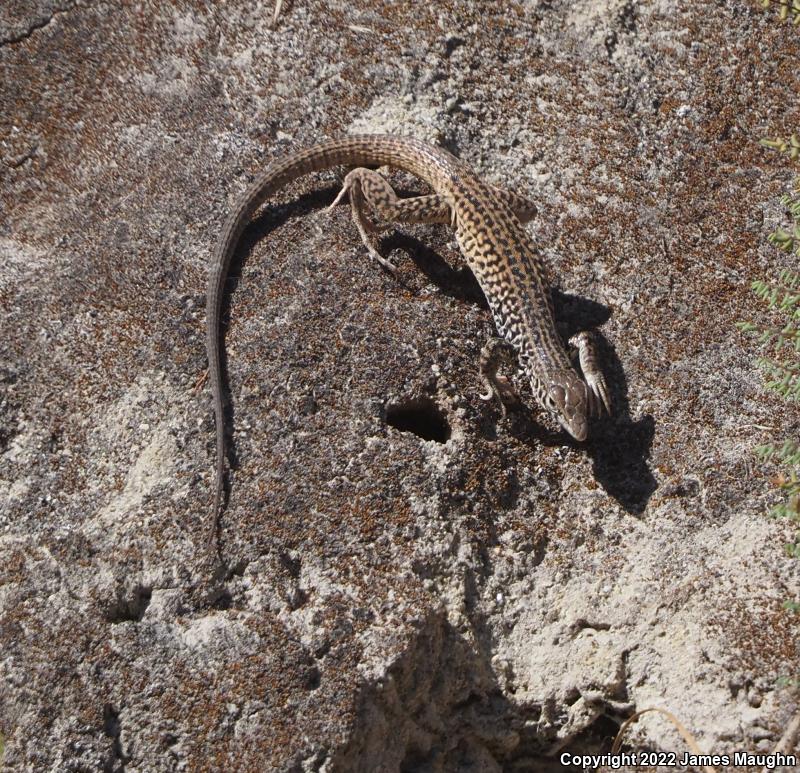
535, 370, 591, 441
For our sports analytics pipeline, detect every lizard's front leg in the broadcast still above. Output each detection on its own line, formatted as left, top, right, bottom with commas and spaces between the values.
479, 338, 521, 416
569, 331, 611, 416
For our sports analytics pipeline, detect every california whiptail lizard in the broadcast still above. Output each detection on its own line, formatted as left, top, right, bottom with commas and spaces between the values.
206, 134, 610, 547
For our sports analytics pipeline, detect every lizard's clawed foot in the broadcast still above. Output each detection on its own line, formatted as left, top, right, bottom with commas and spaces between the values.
569, 331, 611, 417
479, 339, 519, 416
585, 370, 611, 417
330, 172, 399, 275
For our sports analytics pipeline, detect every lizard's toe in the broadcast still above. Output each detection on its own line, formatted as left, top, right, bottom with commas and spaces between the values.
586, 375, 611, 415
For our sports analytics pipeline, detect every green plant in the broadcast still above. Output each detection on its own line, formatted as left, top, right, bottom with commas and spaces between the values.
737, 175, 800, 561
759, 0, 800, 24
744, 141, 800, 700
755, 439, 800, 558
760, 135, 800, 162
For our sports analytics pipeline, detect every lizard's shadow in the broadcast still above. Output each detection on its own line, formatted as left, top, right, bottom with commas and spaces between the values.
382, 231, 487, 305
218, 185, 343, 478
552, 291, 656, 515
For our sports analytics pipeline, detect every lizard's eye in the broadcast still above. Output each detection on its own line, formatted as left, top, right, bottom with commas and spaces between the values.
547, 386, 565, 409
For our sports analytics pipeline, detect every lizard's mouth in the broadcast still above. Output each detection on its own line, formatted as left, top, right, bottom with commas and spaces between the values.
559, 415, 588, 442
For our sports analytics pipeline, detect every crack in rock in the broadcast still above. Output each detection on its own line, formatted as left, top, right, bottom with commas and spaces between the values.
0, 1, 76, 46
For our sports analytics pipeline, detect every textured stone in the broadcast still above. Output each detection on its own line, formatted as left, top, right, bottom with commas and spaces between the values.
1, 0, 799, 770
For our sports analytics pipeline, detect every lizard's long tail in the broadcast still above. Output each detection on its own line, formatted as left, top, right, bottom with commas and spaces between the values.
206, 135, 459, 551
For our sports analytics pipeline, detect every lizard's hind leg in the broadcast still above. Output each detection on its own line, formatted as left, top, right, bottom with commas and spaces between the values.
329, 168, 454, 273
489, 185, 538, 223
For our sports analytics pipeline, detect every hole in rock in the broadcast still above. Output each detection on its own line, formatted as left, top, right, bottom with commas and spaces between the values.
386, 398, 450, 443
303, 665, 321, 691
211, 588, 233, 610
105, 585, 152, 624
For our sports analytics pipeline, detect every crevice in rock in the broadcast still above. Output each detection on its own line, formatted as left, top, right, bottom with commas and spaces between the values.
605, 30, 618, 59
226, 559, 248, 577
102, 704, 130, 772
105, 585, 152, 624
279, 551, 302, 578
618, 0, 637, 33
326, 610, 652, 771
0, 2, 76, 47
569, 619, 612, 635
605, 0, 638, 60
210, 587, 233, 610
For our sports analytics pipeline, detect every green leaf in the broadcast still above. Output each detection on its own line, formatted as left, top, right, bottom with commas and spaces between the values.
755, 443, 776, 460
743, 166, 800, 651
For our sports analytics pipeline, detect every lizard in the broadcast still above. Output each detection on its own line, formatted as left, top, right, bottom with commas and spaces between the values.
206, 134, 611, 548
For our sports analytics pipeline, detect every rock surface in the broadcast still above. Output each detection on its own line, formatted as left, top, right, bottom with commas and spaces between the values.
1, 0, 799, 770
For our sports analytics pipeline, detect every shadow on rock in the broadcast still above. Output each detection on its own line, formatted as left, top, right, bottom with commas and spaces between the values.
329, 606, 630, 772
214, 185, 344, 483
381, 230, 487, 305
555, 291, 656, 515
